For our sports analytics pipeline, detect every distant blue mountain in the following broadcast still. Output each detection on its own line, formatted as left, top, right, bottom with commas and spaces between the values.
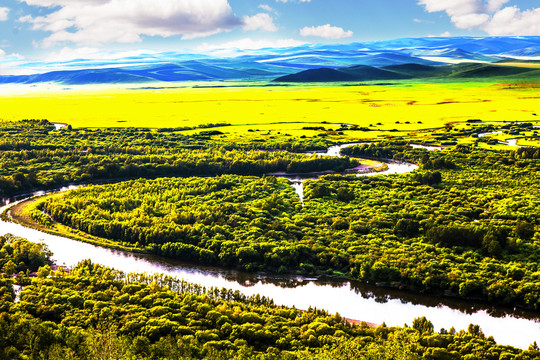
365, 36, 540, 54
274, 62, 540, 83
1, 36, 539, 85
0, 62, 296, 85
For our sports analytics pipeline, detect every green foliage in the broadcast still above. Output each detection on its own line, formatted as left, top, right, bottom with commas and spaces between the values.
28, 200, 53, 226
0, 234, 51, 275
31, 142, 540, 309
516, 221, 535, 240
421, 155, 457, 170
340, 142, 413, 160
336, 187, 355, 202
0, 255, 532, 359
0, 120, 354, 197
413, 170, 442, 186
2, 120, 540, 331
426, 225, 484, 248
514, 147, 540, 160
394, 219, 420, 237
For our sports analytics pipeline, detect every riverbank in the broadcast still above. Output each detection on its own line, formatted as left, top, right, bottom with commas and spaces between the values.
7, 195, 147, 254
3, 141, 540, 348
7, 189, 539, 313
7, 156, 539, 319
4, 144, 392, 259
3, 193, 540, 349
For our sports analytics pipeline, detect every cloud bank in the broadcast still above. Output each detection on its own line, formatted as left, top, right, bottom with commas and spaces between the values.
19, 0, 242, 47
0, 7, 9, 21
419, 0, 540, 35
258, 5, 273, 12
300, 24, 353, 39
243, 13, 277, 32
195, 38, 305, 57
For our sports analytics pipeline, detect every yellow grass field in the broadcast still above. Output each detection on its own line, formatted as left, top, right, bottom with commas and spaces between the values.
495, 62, 540, 68
0, 82, 538, 136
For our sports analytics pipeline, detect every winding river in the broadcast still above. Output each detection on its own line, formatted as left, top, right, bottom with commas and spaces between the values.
277, 143, 419, 201
1, 143, 539, 349
477, 131, 523, 147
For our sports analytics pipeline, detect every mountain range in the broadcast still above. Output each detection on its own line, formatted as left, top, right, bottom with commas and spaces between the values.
1, 36, 540, 85
273, 61, 540, 83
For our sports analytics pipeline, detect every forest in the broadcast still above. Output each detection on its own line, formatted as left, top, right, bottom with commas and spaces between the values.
26, 139, 540, 310
0, 120, 350, 197
1, 235, 539, 359
1, 118, 540, 357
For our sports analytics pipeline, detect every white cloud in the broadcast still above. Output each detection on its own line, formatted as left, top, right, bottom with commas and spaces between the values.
259, 4, 273, 12
486, 0, 509, 12
0, 54, 33, 75
483, 6, 540, 36
418, 0, 487, 29
19, 0, 242, 47
44, 47, 101, 62
0, 7, 9, 21
196, 38, 305, 56
452, 13, 490, 28
413, 18, 434, 24
300, 24, 353, 39
243, 13, 277, 32
418, 0, 484, 17
419, 0, 540, 35
43, 47, 159, 62
427, 31, 451, 38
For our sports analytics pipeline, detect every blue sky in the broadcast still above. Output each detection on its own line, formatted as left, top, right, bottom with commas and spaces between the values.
0, 0, 539, 63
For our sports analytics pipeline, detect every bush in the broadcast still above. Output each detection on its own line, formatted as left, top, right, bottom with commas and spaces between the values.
426, 225, 483, 248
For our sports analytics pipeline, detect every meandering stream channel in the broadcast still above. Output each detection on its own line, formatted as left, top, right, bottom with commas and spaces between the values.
275, 143, 419, 202
1, 143, 539, 349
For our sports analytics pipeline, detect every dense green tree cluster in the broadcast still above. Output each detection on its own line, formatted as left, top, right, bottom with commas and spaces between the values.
0, 234, 51, 277
41, 175, 301, 267
340, 142, 456, 169
340, 142, 414, 160
0, 249, 537, 360
38, 144, 540, 308
515, 147, 540, 160
301, 146, 540, 308
0, 120, 348, 197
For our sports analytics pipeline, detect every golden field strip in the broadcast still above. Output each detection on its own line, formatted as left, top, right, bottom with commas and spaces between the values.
0, 82, 538, 138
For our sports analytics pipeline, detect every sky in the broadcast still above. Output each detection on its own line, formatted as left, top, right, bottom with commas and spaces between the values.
0, 0, 540, 64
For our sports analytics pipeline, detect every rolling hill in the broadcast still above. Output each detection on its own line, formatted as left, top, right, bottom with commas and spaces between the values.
2, 36, 540, 84
273, 62, 540, 83
274, 65, 412, 82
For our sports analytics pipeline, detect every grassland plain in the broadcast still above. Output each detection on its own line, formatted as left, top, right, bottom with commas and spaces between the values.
0, 81, 538, 137
1, 79, 540, 357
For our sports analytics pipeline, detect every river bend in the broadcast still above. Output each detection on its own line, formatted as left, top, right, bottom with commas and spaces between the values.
0, 143, 538, 349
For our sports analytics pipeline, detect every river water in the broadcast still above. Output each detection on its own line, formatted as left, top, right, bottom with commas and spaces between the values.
0, 144, 539, 348
478, 131, 523, 147
276, 143, 419, 201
